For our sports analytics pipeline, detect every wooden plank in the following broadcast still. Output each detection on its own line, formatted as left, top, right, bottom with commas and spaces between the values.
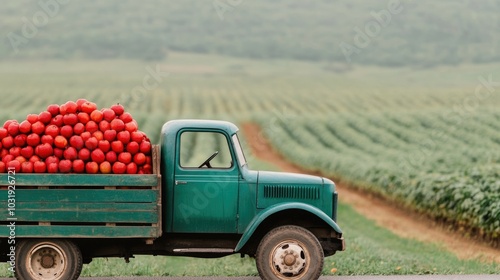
0, 189, 157, 202
0, 225, 159, 238
1, 209, 158, 223
15, 202, 156, 211
0, 174, 158, 187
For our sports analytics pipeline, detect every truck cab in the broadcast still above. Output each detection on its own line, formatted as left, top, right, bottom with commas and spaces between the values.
160, 120, 345, 279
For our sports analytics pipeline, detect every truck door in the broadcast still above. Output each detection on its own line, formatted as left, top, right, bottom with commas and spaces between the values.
172, 130, 239, 233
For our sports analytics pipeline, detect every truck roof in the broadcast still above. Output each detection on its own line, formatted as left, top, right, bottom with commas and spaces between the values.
161, 119, 239, 135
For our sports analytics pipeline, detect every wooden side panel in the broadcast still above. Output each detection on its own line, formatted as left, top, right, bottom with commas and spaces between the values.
0, 225, 158, 238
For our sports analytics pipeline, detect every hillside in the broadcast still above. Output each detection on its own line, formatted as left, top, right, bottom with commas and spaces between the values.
2, 0, 500, 67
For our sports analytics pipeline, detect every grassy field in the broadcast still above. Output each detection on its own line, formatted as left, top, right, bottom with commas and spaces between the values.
0, 53, 499, 276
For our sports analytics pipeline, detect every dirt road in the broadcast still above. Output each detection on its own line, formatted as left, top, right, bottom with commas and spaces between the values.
241, 123, 500, 263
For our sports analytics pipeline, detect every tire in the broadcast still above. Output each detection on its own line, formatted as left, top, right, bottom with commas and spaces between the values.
256, 225, 324, 280
15, 239, 83, 280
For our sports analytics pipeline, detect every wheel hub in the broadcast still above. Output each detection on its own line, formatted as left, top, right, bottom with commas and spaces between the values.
40, 254, 55, 268
272, 242, 307, 277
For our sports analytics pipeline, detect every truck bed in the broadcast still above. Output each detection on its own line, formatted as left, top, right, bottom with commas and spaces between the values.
0, 145, 162, 239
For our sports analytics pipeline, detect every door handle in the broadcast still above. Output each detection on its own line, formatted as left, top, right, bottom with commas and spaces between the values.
175, 180, 188, 185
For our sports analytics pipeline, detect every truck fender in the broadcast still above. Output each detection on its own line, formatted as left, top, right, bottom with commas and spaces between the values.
234, 202, 342, 252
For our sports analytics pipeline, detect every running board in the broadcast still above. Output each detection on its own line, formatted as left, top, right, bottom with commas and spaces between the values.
173, 248, 234, 253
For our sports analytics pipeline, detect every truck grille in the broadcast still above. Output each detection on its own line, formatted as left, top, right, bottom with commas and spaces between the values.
263, 185, 320, 200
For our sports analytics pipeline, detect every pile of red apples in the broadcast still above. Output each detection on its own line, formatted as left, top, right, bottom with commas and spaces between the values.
0, 100, 152, 174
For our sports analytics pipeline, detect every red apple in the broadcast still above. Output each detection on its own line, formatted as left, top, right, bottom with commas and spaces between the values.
29, 155, 40, 163
63, 147, 78, 160
127, 141, 140, 154
142, 164, 152, 174
33, 161, 47, 173
38, 111, 52, 124
31, 121, 45, 135
85, 121, 99, 133
118, 152, 132, 164
90, 110, 103, 123
73, 123, 85, 135
106, 151, 117, 163
0, 149, 8, 159
81, 102, 97, 114
59, 160, 72, 173
27, 114, 39, 124
45, 156, 59, 166
53, 148, 64, 158
110, 104, 125, 116
119, 112, 133, 123
99, 120, 110, 132
15, 156, 27, 164
19, 120, 31, 134
126, 162, 138, 174
111, 141, 124, 153
46, 104, 60, 116
20, 146, 34, 159
26, 133, 40, 147
101, 108, 116, 122
133, 152, 147, 165
7, 122, 19, 136
110, 119, 125, 132
0, 128, 8, 140
77, 112, 90, 124
112, 162, 126, 174
72, 159, 85, 173
91, 149, 105, 163
47, 162, 58, 173
9, 147, 21, 157
54, 135, 68, 149
98, 140, 110, 153
0, 161, 4, 173
2, 136, 14, 149
60, 125, 73, 138
103, 130, 117, 142
14, 134, 27, 147
85, 137, 98, 150
45, 125, 59, 138
63, 113, 78, 126
64, 101, 78, 114
21, 161, 34, 173
69, 135, 84, 150
125, 120, 138, 133
41, 135, 54, 145
78, 148, 91, 161
130, 131, 144, 143
85, 161, 99, 174
59, 103, 67, 115
139, 141, 151, 154
99, 161, 112, 174
50, 115, 64, 127
93, 131, 104, 141
8, 160, 21, 172
80, 131, 91, 142
117, 131, 130, 144
36, 143, 53, 159
2, 155, 14, 165
76, 99, 88, 110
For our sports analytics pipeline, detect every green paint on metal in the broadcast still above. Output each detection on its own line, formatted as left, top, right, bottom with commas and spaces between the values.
234, 202, 343, 252
0, 225, 159, 238
0, 173, 158, 187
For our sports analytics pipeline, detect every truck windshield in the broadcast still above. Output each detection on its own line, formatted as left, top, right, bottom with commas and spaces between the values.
232, 134, 247, 167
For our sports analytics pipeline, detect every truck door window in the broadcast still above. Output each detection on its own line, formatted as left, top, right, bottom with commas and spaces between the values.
180, 131, 233, 169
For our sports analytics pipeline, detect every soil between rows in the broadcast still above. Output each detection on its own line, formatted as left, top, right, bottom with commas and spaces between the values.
241, 123, 500, 264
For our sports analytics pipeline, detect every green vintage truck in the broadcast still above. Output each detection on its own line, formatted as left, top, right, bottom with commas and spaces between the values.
1, 119, 345, 280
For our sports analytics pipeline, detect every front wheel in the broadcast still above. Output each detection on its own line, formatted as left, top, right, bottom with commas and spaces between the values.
256, 225, 324, 280
15, 239, 82, 280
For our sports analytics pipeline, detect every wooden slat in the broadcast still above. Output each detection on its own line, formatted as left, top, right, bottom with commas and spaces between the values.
15, 202, 156, 211
1, 209, 158, 223
0, 174, 158, 187
0, 189, 157, 202
0, 225, 159, 238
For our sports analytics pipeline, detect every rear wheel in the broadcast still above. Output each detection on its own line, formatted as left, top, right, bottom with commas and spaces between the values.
15, 239, 82, 280
256, 225, 324, 280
